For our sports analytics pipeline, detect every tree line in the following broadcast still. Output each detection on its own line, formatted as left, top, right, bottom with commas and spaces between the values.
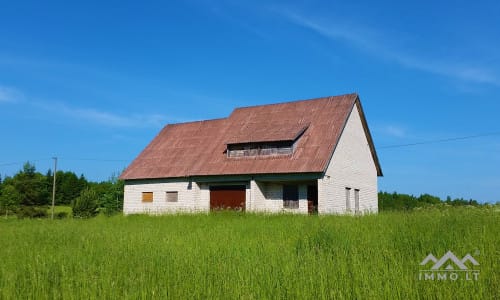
0, 161, 488, 218
378, 191, 483, 211
0, 162, 123, 218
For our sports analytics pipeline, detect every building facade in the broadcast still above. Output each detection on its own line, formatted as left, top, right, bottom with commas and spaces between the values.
120, 94, 382, 215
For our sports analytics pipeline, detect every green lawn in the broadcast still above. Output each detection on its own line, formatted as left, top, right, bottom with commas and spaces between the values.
0, 207, 498, 299
46, 205, 72, 215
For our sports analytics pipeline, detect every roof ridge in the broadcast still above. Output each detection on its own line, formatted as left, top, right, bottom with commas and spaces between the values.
166, 117, 228, 127
230, 93, 358, 113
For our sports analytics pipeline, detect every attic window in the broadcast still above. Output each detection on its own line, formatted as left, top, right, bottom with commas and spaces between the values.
227, 141, 294, 158
226, 124, 308, 158
226, 125, 309, 157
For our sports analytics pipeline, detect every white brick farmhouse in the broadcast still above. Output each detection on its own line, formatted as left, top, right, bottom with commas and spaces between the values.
120, 93, 382, 214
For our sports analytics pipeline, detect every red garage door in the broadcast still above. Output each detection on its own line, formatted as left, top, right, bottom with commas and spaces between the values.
210, 185, 246, 211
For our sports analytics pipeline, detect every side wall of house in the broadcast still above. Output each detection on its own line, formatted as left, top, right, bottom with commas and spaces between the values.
123, 179, 207, 214
318, 105, 378, 214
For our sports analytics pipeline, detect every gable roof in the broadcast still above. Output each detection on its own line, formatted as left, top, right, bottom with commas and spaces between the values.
120, 93, 382, 180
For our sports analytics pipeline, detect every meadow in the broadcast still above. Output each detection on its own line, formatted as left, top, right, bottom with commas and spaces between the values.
0, 207, 498, 299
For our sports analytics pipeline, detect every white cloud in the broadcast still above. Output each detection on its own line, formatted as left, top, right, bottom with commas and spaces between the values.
34, 101, 170, 128
0, 86, 22, 103
383, 125, 407, 138
374, 124, 408, 138
0, 84, 174, 128
279, 10, 500, 87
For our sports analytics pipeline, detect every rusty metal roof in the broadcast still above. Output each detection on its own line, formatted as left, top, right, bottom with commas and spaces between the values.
120, 93, 382, 180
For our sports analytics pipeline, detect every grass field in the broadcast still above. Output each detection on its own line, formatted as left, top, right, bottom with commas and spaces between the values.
0, 207, 498, 299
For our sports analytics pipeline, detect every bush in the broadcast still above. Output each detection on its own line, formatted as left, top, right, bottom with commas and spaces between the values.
16, 206, 48, 219
55, 212, 68, 219
72, 188, 98, 218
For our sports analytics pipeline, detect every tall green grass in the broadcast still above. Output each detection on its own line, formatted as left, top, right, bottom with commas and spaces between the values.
0, 207, 498, 299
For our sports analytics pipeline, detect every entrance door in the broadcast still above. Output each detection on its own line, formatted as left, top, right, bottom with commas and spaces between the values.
210, 185, 246, 211
307, 185, 318, 214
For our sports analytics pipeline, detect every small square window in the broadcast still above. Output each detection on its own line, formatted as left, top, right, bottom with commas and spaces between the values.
142, 192, 153, 202
166, 191, 178, 202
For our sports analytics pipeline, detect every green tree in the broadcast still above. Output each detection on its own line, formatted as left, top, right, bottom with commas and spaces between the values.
13, 162, 50, 206
86, 173, 124, 215
0, 184, 21, 217
56, 171, 82, 204
99, 175, 124, 215
72, 187, 98, 218
418, 194, 441, 205
46, 170, 88, 205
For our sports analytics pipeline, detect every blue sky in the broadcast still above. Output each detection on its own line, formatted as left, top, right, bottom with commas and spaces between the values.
1, 0, 499, 203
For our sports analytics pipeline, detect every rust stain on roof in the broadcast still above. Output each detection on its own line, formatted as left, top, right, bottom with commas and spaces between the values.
120, 93, 382, 180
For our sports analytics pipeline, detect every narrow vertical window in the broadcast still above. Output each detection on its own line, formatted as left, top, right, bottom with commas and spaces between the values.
354, 189, 360, 213
345, 188, 351, 211
142, 192, 153, 203
283, 185, 299, 209
166, 191, 178, 202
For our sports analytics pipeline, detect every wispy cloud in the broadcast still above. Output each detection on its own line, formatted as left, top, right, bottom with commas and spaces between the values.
374, 124, 408, 138
279, 10, 500, 86
383, 125, 407, 138
34, 101, 170, 128
0, 84, 182, 128
0, 85, 23, 103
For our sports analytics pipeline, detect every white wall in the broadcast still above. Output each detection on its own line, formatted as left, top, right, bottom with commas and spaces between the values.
318, 104, 378, 214
248, 180, 308, 214
124, 180, 251, 214
123, 179, 207, 214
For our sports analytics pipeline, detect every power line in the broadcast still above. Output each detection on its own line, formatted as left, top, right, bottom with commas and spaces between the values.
0, 157, 128, 167
379, 131, 500, 149
58, 157, 129, 162
0, 158, 52, 167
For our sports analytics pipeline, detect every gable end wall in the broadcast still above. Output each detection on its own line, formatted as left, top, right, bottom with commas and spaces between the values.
318, 104, 378, 214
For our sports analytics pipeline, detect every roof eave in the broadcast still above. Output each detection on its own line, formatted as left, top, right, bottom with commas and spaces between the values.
355, 96, 383, 177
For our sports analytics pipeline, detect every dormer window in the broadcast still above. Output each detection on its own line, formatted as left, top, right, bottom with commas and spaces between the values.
226, 124, 309, 158
227, 141, 294, 158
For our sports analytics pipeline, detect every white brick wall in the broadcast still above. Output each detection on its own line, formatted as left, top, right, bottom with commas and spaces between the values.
124, 180, 251, 214
318, 104, 378, 214
248, 181, 308, 214
123, 179, 208, 214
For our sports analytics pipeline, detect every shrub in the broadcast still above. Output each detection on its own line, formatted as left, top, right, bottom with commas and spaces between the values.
16, 206, 48, 219
55, 212, 68, 219
72, 188, 98, 218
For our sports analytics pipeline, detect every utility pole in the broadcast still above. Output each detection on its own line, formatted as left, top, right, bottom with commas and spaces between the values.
51, 157, 57, 220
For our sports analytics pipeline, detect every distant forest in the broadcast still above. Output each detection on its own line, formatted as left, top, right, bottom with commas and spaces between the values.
378, 191, 483, 211
0, 162, 123, 217
0, 161, 489, 218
